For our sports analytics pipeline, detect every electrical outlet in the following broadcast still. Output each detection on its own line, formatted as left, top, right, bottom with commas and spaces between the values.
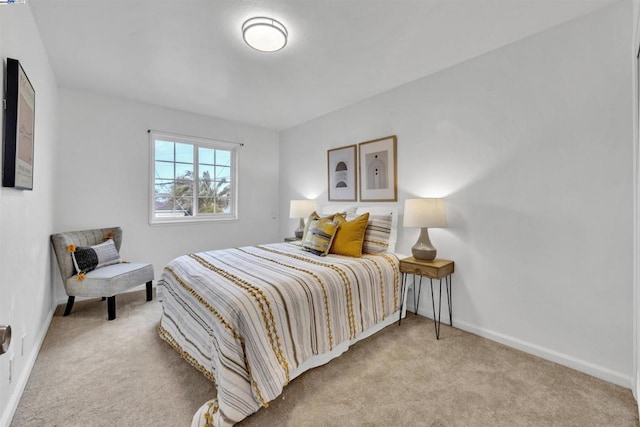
9, 355, 13, 384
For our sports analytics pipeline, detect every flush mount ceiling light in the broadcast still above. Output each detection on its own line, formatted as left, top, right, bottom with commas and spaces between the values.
242, 17, 288, 52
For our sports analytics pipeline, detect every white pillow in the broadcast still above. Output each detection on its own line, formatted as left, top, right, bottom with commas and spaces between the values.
321, 205, 356, 217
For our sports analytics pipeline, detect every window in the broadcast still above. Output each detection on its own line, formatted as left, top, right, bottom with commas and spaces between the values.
149, 131, 238, 224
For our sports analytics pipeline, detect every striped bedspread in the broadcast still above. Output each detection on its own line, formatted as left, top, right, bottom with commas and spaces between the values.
157, 242, 400, 427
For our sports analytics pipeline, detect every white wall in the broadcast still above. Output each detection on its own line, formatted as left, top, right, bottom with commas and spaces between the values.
280, 2, 634, 386
632, 0, 640, 405
0, 4, 59, 426
54, 89, 280, 302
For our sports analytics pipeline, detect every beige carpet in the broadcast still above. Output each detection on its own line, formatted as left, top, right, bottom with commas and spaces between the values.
10, 290, 639, 427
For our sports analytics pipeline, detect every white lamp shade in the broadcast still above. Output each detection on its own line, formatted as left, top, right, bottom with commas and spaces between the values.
289, 200, 315, 219
242, 17, 288, 52
403, 198, 447, 228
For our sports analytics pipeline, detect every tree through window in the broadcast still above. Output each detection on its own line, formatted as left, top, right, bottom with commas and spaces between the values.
149, 131, 238, 223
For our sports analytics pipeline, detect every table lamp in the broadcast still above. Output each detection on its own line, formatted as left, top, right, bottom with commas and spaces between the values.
289, 200, 315, 238
403, 198, 447, 261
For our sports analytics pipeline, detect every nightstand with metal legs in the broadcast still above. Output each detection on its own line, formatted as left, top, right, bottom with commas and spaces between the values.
399, 258, 455, 340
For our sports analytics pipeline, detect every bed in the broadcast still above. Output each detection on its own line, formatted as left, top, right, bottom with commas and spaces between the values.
157, 207, 406, 427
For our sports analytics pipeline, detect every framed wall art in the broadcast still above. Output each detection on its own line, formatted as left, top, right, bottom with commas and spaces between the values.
3, 58, 35, 190
327, 144, 357, 201
359, 135, 397, 202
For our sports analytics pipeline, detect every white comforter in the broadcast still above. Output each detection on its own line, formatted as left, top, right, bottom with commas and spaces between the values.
158, 242, 400, 427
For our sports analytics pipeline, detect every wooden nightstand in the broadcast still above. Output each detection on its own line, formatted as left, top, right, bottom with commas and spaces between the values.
399, 257, 454, 339
284, 237, 301, 242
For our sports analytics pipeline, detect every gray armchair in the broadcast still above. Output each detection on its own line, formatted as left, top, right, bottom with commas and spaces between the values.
51, 227, 154, 320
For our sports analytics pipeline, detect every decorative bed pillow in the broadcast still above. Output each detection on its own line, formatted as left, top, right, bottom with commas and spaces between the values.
356, 207, 398, 252
71, 238, 121, 274
302, 217, 339, 256
302, 211, 344, 242
330, 212, 369, 258
362, 214, 393, 254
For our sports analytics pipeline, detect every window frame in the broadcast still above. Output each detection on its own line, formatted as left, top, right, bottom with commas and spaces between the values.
149, 131, 239, 225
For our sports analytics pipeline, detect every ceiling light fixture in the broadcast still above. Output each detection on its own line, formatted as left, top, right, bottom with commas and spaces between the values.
242, 17, 288, 52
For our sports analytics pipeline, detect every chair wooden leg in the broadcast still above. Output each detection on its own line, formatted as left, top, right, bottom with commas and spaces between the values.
107, 296, 116, 320
146, 281, 153, 302
63, 296, 75, 316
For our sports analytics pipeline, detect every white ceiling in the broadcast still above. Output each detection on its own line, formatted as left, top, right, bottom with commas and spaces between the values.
29, 0, 615, 131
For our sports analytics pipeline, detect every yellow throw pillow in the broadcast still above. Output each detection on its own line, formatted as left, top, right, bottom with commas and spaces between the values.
330, 212, 370, 257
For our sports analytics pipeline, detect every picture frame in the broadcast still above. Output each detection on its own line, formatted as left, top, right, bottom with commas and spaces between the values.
327, 144, 357, 201
359, 135, 397, 202
3, 58, 35, 190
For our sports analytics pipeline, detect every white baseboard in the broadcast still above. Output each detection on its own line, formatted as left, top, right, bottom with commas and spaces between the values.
448, 318, 633, 389
0, 305, 55, 427
410, 289, 633, 389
